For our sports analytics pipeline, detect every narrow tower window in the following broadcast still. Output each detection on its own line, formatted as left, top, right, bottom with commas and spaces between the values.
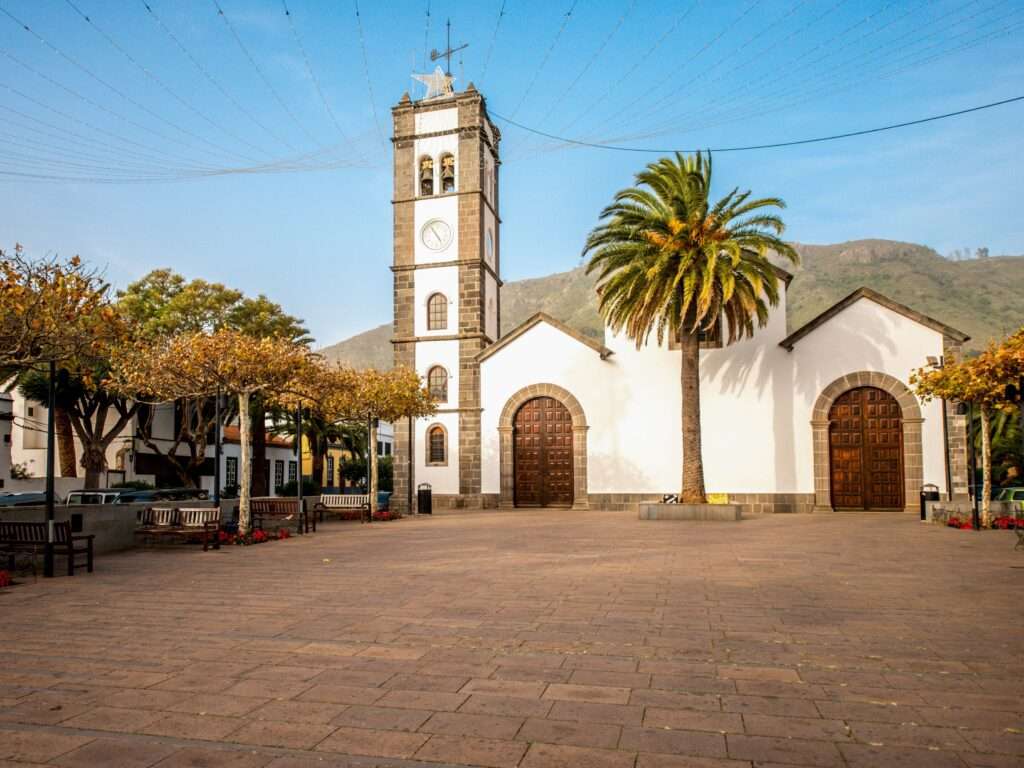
427, 366, 448, 403
419, 156, 434, 196
427, 425, 447, 465
440, 153, 455, 193
427, 293, 447, 330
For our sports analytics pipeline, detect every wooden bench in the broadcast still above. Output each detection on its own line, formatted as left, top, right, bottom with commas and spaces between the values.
135, 507, 222, 551
250, 498, 312, 534
314, 494, 371, 522
0, 520, 94, 575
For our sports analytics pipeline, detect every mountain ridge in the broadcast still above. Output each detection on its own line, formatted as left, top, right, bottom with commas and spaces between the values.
320, 239, 1024, 368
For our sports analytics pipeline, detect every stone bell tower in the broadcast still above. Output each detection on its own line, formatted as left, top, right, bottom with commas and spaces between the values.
391, 76, 501, 513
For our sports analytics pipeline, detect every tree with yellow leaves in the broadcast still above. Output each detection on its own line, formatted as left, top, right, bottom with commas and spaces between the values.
1, 245, 122, 371
913, 329, 1024, 525
111, 329, 317, 533
285, 363, 434, 517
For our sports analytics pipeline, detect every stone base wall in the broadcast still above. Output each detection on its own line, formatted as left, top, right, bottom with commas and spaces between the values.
727, 493, 816, 515
430, 493, 500, 511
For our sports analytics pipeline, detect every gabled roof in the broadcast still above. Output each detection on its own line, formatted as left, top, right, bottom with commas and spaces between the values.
477, 312, 613, 363
779, 287, 970, 351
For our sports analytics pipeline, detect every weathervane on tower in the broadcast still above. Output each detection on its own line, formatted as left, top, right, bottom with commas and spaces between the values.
411, 18, 467, 101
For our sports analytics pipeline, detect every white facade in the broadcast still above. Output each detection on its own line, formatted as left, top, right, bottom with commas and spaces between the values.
476, 288, 963, 511
0, 393, 12, 489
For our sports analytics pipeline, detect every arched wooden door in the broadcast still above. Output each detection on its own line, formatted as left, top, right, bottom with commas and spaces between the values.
513, 397, 574, 507
829, 386, 904, 510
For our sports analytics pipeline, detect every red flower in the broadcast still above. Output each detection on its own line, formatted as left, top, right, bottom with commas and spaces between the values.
278, 528, 291, 540
0, 570, 10, 588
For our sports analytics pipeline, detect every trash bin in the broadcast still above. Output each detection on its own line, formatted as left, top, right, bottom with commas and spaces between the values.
417, 483, 432, 515
920, 483, 940, 520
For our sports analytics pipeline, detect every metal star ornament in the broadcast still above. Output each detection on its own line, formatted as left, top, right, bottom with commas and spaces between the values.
412, 65, 455, 100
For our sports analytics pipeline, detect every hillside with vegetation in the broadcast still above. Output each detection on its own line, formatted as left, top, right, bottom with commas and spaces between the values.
320, 239, 1024, 367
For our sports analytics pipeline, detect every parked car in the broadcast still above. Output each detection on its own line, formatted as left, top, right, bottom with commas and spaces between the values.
0, 491, 59, 507
995, 487, 1024, 503
65, 489, 122, 505
114, 487, 210, 504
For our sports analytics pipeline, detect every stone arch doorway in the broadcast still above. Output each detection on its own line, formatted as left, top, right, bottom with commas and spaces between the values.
499, 384, 588, 510
812, 372, 922, 512
828, 387, 904, 510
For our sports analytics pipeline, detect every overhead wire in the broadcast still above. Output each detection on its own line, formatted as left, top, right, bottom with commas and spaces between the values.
422, 0, 432, 71
139, 0, 298, 154
0, 2, 241, 163
633, 0, 1016, 141
508, 1, 579, 119
532, 0, 637, 128
491, 94, 1024, 154
555, 1, 701, 135
479, 1, 508, 86
61, 0, 264, 163
209, 0, 322, 149
353, 0, 385, 145
281, 0, 354, 148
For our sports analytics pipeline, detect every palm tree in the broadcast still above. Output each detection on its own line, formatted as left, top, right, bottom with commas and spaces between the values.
584, 152, 798, 503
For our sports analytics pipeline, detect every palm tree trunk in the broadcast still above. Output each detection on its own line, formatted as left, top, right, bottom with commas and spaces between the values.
679, 330, 707, 503
81, 446, 105, 489
54, 405, 77, 477
238, 390, 252, 536
981, 405, 992, 527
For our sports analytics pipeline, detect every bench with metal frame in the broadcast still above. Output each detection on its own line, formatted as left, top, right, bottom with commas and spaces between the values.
0, 520, 94, 575
314, 493, 371, 523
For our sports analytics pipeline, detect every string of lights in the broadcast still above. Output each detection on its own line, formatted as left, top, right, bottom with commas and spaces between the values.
479, 1, 507, 86
353, 0, 385, 145
139, 0, 297, 154
0, 3, 239, 162
508, 1, 579, 119
62, 0, 264, 163
209, 0, 322, 149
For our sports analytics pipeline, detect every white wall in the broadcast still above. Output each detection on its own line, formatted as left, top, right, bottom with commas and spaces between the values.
415, 412, 459, 493
413, 196, 460, 265
484, 273, 499, 341
414, 107, 457, 135
480, 295, 950, 498
417, 339, 459, 409
0, 394, 12, 489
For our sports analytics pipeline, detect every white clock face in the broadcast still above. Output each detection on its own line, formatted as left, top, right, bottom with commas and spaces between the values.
421, 219, 452, 252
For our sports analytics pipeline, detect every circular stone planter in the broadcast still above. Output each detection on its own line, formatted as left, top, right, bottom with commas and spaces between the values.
638, 503, 743, 521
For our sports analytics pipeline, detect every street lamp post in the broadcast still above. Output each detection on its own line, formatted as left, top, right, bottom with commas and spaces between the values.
43, 360, 56, 578
213, 390, 222, 507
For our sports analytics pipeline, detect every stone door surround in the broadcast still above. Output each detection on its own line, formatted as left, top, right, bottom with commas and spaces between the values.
498, 383, 589, 510
812, 371, 923, 513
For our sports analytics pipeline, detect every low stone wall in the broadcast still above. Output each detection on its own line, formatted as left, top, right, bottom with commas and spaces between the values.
926, 500, 1018, 524
0, 502, 218, 554
426, 492, 817, 515
638, 503, 743, 521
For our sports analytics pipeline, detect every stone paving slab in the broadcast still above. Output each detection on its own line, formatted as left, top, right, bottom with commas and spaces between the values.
1, 509, 1022, 767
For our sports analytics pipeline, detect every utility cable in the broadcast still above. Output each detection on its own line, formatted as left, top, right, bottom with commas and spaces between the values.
491, 94, 1024, 154
479, 0, 507, 85
353, 0, 385, 145
508, 1, 578, 119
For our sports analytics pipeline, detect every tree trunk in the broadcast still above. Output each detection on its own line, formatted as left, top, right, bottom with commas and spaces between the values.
369, 418, 379, 518
312, 438, 325, 490
679, 329, 707, 503
54, 405, 77, 477
238, 391, 252, 536
251, 398, 268, 496
981, 405, 992, 527
81, 445, 106, 489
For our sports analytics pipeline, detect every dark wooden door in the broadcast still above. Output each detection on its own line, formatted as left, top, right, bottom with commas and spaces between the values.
829, 387, 904, 510
514, 397, 573, 507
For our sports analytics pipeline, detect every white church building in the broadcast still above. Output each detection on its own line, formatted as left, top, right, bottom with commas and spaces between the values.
389, 78, 970, 516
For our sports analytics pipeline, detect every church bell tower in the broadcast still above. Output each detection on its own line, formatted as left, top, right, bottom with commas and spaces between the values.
391, 74, 501, 512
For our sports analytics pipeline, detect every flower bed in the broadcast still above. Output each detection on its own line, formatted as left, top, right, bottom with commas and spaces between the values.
0, 570, 11, 588
217, 527, 292, 546
945, 515, 1023, 530
331, 509, 403, 522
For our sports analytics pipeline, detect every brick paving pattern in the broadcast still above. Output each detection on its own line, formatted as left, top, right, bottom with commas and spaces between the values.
1, 509, 1022, 767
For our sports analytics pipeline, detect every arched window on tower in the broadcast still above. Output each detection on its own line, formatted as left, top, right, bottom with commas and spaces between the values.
440, 153, 455, 193
419, 156, 434, 196
427, 366, 448, 403
427, 424, 447, 465
427, 292, 447, 330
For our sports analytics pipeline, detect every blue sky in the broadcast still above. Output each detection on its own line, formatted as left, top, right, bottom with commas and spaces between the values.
1, 0, 1022, 345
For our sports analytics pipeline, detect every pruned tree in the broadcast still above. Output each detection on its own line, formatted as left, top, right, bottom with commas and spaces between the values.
913, 329, 1024, 525
111, 329, 317, 533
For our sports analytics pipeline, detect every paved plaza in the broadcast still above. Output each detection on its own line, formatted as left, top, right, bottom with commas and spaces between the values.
1, 510, 1022, 768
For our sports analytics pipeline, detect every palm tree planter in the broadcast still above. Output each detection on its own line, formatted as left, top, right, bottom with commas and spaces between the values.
584, 152, 798, 517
